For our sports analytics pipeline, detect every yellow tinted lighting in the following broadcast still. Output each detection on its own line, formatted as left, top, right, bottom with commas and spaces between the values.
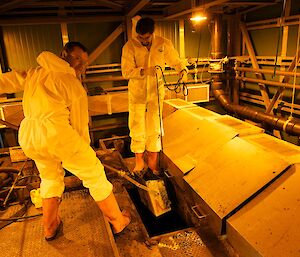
190, 15, 207, 22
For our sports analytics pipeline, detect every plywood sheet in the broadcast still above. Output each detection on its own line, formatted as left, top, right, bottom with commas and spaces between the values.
181, 106, 221, 120
1, 102, 24, 127
184, 137, 289, 233
88, 91, 128, 116
163, 110, 237, 168
244, 133, 300, 164
210, 115, 264, 137
163, 99, 197, 118
227, 164, 300, 257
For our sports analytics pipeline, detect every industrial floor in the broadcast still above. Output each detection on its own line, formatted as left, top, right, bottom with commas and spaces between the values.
0, 156, 235, 257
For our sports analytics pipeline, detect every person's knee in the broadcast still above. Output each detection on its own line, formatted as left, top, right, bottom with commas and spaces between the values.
88, 179, 113, 201
40, 179, 65, 198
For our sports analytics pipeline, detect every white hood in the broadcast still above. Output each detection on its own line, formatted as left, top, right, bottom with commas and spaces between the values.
131, 15, 141, 40
36, 51, 75, 76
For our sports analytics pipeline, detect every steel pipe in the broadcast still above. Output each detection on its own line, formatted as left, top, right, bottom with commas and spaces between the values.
236, 76, 300, 90
210, 15, 300, 136
235, 67, 300, 78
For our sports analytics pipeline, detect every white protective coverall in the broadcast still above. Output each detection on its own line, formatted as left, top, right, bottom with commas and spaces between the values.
0, 51, 112, 201
121, 33, 187, 153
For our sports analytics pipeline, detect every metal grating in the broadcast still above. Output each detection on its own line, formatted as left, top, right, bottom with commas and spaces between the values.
0, 189, 117, 257
158, 229, 214, 257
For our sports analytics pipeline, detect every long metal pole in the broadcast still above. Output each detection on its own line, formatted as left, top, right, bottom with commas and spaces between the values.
235, 67, 300, 78
102, 164, 159, 195
235, 76, 300, 90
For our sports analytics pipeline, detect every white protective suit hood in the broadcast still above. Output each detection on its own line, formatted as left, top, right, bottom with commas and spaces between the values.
36, 51, 76, 76
131, 15, 141, 41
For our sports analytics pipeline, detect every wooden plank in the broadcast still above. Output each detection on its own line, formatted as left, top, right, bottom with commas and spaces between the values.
225, 1, 278, 6
279, 0, 291, 84
236, 76, 300, 90
125, 16, 132, 41
60, 23, 69, 46
4, 9, 118, 15
88, 24, 124, 64
246, 14, 300, 30
166, 0, 230, 19
127, 0, 151, 17
266, 48, 300, 114
0, 0, 39, 13
265, 0, 291, 135
179, 19, 185, 58
94, 0, 122, 10
240, 22, 270, 108
240, 3, 278, 15
0, 15, 125, 25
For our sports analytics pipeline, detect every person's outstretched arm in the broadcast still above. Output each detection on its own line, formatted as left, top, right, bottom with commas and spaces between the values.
0, 70, 27, 94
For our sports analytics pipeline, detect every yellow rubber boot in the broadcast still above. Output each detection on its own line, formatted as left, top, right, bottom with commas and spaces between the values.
42, 197, 61, 239
97, 192, 131, 234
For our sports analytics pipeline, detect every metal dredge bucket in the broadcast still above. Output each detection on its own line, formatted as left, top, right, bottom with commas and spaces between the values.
138, 177, 171, 217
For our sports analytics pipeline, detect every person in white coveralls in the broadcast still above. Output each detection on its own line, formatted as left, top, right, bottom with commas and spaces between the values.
121, 17, 188, 176
0, 41, 130, 240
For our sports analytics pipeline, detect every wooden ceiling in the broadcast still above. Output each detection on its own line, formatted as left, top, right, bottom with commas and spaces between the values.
0, 0, 281, 25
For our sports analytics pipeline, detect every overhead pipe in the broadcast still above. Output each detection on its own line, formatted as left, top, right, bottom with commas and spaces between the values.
210, 15, 300, 136
235, 67, 300, 78
235, 76, 300, 90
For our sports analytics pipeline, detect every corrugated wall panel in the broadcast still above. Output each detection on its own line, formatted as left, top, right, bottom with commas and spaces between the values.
155, 21, 179, 51
2, 24, 62, 70
67, 21, 179, 66
184, 21, 211, 59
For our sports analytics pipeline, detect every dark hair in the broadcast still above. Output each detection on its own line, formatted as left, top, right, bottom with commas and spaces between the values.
136, 17, 155, 35
61, 41, 87, 54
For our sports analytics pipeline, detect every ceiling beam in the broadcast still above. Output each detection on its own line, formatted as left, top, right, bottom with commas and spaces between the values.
0, 15, 124, 26
3, 9, 120, 15
225, 1, 279, 6
239, 1, 279, 15
0, 0, 40, 13
94, 0, 123, 10
9, 1, 115, 8
240, 22, 270, 109
165, 0, 231, 19
88, 23, 124, 64
127, 0, 151, 17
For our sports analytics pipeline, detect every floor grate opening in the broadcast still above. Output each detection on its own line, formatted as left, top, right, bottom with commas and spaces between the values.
127, 187, 189, 237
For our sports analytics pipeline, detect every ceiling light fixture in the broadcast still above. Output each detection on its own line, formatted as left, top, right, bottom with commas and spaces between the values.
190, 13, 207, 23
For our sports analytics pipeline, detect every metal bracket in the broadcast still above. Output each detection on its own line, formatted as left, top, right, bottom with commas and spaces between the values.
164, 169, 173, 179
191, 205, 207, 220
